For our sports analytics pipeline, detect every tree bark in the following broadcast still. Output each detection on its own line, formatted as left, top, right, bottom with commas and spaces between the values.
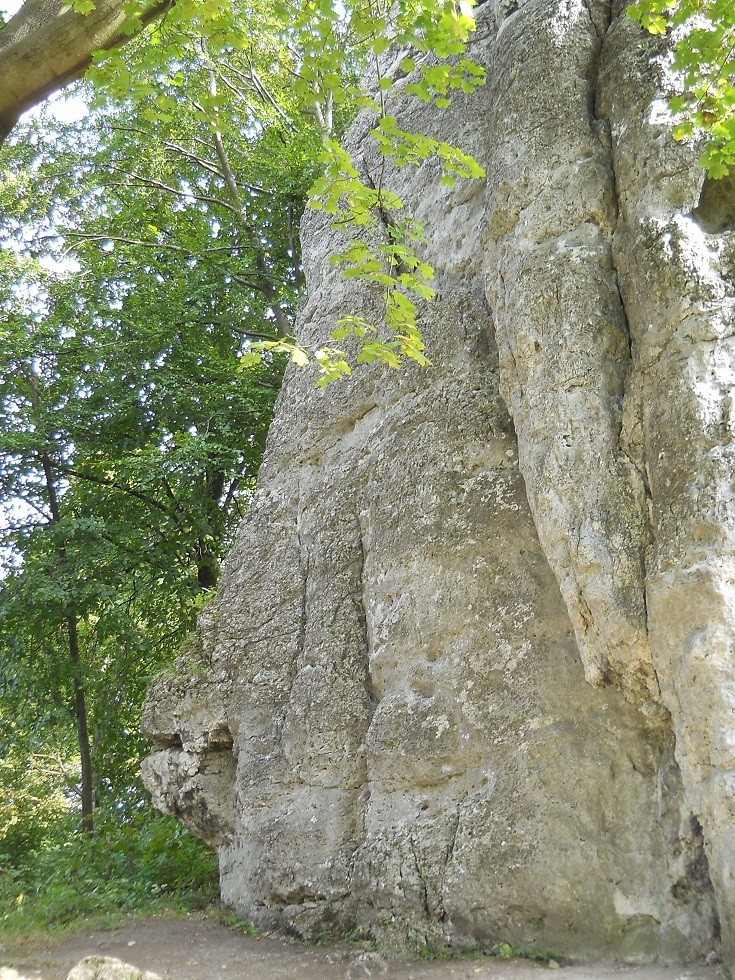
0, 0, 172, 145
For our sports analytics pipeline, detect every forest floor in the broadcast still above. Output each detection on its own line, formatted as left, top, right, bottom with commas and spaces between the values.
0, 915, 725, 980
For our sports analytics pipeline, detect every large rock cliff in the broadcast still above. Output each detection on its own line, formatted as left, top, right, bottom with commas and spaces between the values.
142, 0, 735, 965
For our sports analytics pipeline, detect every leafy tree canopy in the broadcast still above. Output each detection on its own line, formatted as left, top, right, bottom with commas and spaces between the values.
79, 0, 486, 377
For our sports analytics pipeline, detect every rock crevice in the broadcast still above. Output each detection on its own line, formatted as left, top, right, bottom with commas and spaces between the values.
484, 0, 660, 710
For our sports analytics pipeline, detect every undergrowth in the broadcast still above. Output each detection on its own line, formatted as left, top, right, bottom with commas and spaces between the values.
408, 933, 561, 965
412, 942, 561, 964
489, 941, 561, 964
0, 806, 219, 942
247, 919, 561, 966
221, 913, 260, 939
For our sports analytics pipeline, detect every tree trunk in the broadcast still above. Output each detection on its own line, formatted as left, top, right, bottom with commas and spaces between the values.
67, 616, 95, 833
0, 0, 172, 145
28, 366, 96, 833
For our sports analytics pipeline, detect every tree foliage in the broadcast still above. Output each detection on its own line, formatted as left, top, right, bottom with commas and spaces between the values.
629, 0, 735, 175
77, 0, 486, 378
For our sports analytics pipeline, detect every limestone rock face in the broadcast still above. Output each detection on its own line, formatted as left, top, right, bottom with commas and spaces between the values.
142, 0, 735, 965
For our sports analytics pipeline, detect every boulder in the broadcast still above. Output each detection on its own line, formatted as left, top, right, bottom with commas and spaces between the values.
66, 957, 161, 980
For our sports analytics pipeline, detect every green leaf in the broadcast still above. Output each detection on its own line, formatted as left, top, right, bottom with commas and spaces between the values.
238, 352, 263, 370
290, 345, 310, 367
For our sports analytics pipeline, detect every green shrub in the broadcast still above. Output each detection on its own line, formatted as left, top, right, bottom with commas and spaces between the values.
0, 806, 219, 937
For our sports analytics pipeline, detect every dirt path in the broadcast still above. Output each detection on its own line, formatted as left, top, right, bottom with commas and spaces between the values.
0, 916, 724, 980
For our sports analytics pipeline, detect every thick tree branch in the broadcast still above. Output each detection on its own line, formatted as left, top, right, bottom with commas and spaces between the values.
0, 0, 173, 146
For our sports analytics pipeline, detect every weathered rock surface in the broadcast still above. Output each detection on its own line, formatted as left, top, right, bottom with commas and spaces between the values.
142, 0, 735, 968
65, 957, 161, 980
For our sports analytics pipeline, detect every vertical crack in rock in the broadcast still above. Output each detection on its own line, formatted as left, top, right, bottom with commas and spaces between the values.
483, 0, 662, 712
348, 505, 375, 881
292, 475, 309, 701
597, 1, 735, 960
443, 809, 461, 873
355, 503, 378, 715
586, 0, 658, 635
409, 837, 432, 921
436, 806, 462, 925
